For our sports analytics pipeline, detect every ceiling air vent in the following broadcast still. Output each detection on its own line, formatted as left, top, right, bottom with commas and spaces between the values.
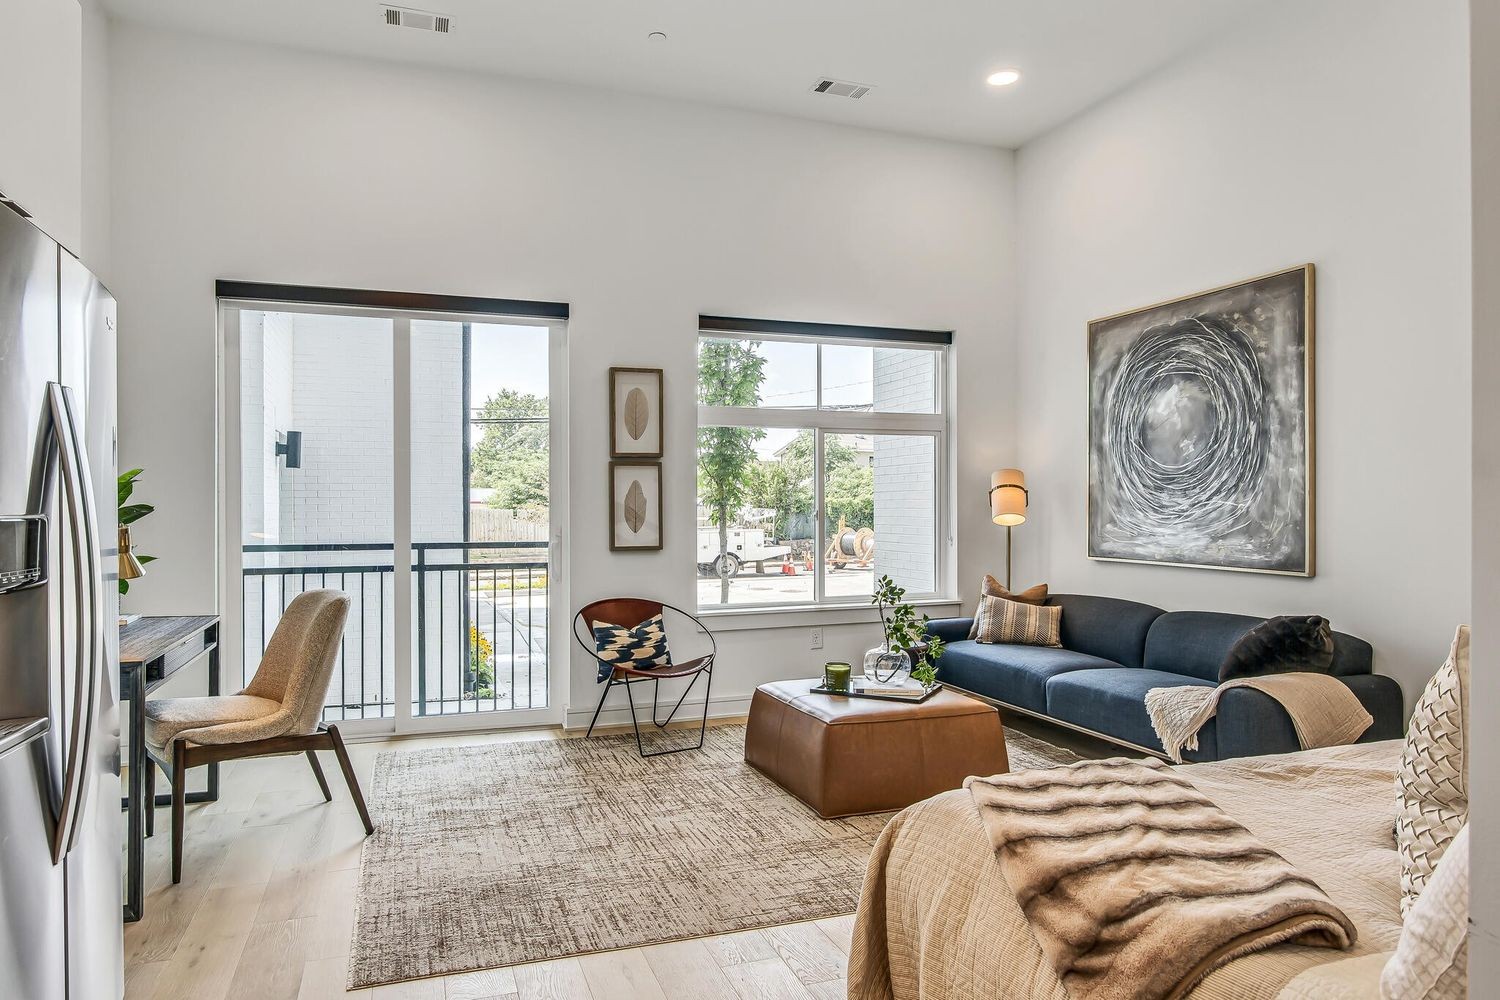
810, 78, 872, 100
383, 6, 451, 33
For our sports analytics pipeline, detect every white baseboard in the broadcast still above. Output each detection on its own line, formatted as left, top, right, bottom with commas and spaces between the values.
564, 694, 754, 732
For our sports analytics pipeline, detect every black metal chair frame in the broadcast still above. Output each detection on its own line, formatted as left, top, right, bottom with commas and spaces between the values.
573, 599, 718, 758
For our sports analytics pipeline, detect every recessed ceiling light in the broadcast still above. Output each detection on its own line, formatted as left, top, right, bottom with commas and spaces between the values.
648, 31, 668, 42
986, 70, 1021, 87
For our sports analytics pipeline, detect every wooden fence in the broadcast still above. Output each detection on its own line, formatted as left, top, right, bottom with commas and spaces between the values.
470, 506, 549, 543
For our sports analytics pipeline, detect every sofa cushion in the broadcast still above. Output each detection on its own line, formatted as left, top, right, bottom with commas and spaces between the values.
1145, 612, 1374, 683
1045, 668, 1217, 758
1044, 594, 1164, 669
937, 641, 1122, 714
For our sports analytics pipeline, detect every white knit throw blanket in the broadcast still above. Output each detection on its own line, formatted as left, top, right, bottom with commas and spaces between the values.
1146, 673, 1374, 763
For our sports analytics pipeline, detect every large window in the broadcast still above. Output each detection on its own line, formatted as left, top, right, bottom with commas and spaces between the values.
696, 318, 949, 610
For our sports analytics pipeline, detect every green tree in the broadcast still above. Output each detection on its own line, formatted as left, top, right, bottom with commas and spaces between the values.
826, 462, 874, 531
470, 389, 549, 510
744, 431, 868, 540
482, 450, 549, 509
697, 340, 767, 602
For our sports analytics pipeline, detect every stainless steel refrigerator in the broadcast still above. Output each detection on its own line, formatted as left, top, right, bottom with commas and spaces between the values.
0, 203, 123, 1000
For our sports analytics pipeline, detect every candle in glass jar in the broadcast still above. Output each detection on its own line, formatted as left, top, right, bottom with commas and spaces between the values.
823, 661, 852, 693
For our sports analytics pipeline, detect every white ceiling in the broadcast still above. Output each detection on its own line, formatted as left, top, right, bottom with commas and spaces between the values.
102, 0, 1256, 147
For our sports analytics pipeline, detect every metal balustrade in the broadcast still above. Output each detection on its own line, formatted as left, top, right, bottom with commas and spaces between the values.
241, 541, 549, 721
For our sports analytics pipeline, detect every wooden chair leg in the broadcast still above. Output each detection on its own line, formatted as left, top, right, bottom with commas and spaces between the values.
305, 750, 333, 802
144, 759, 156, 838
326, 725, 374, 836
171, 741, 187, 885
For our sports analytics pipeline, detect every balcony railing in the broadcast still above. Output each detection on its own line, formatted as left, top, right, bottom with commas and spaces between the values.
241, 540, 549, 722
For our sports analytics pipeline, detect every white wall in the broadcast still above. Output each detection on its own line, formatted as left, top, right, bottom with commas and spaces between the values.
1014, 0, 1471, 701
1470, 0, 1499, 986
0, 0, 82, 252
79, 0, 110, 279
108, 22, 1016, 724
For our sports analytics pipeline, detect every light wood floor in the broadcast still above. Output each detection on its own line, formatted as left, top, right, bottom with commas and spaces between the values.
123, 718, 857, 1000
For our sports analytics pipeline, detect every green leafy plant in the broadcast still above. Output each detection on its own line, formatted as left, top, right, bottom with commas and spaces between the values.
872, 574, 946, 688
117, 468, 156, 595
467, 624, 496, 699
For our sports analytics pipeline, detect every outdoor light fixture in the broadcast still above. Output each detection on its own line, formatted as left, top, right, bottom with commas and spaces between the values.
989, 468, 1028, 588
275, 430, 303, 469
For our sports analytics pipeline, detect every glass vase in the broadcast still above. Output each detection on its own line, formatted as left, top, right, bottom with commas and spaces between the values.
863, 643, 910, 687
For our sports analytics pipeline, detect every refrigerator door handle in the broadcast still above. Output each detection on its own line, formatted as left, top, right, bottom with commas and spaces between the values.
45, 383, 101, 864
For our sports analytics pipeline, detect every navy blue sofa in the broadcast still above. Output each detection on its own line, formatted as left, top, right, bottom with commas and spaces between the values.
924, 594, 1404, 762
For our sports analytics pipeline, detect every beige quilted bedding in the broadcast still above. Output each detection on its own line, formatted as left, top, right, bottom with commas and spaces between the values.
847, 741, 1405, 1000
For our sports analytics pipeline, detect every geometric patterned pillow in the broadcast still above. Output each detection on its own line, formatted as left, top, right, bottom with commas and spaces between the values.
591, 613, 673, 682
1382, 823, 1469, 1000
968, 576, 1049, 639
1395, 624, 1469, 915
973, 594, 1062, 647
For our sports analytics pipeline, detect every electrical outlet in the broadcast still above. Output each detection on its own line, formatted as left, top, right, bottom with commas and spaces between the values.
809, 628, 824, 650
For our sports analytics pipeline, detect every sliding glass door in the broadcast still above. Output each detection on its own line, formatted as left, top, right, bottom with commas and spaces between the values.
223, 297, 566, 734
410, 319, 553, 720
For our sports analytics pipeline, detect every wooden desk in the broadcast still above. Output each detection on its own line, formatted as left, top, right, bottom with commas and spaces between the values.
119, 615, 220, 923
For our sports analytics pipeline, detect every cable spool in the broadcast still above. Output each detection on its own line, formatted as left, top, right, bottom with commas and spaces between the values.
825, 516, 876, 567
835, 529, 860, 557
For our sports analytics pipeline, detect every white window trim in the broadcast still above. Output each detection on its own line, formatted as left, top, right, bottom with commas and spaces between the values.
696, 332, 954, 613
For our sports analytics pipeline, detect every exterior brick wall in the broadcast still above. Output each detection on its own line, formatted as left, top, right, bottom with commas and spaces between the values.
239, 311, 468, 714
872, 349, 939, 594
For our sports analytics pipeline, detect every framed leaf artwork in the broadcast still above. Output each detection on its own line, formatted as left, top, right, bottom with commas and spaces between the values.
610, 367, 663, 457
609, 461, 663, 551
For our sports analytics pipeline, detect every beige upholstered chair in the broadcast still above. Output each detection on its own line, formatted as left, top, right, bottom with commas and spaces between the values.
143, 589, 374, 883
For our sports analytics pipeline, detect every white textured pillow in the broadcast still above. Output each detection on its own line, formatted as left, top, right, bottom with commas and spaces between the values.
1381, 824, 1469, 1000
1394, 625, 1469, 914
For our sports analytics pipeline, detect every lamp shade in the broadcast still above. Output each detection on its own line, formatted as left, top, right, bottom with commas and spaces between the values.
991, 468, 1028, 526
118, 524, 145, 580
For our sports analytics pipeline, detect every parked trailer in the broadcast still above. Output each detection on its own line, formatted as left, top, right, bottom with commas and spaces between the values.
697, 527, 793, 578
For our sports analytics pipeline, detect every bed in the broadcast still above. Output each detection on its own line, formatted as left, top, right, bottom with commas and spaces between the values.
847, 741, 1404, 1000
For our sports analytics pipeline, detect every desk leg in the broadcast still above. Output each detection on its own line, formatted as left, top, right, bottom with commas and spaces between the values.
148, 637, 221, 808
123, 664, 145, 923
205, 634, 220, 802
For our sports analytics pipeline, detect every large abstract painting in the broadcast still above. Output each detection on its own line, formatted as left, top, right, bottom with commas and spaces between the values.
1088, 265, 1314, 575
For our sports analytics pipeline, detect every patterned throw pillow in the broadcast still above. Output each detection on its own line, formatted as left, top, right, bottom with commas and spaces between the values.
968, 577, 1049, 639
974, 594, 1062, 647
591, 614, 673, 681
1382, 824, 1469, 1000
1395, 624, 1469, 914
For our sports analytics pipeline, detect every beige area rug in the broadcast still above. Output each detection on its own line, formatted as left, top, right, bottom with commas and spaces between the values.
348, 722, 1079, 988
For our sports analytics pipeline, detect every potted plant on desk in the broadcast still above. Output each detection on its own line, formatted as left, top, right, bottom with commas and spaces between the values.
117, 468, 155, 597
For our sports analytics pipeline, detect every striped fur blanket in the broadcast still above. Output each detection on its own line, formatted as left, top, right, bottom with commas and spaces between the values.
966, 757, 1356, 1000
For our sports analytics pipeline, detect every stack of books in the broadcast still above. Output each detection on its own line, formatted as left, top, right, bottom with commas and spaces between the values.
851, 683, 930, 700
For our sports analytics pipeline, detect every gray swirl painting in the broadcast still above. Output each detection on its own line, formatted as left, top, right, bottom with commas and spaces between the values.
1088, 266, 1313, 575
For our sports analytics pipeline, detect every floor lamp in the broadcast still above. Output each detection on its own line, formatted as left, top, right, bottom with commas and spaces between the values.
989, 469, 1028, 589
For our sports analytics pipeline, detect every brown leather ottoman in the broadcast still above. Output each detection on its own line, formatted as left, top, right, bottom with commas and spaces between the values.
744, 680, 1009, 818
